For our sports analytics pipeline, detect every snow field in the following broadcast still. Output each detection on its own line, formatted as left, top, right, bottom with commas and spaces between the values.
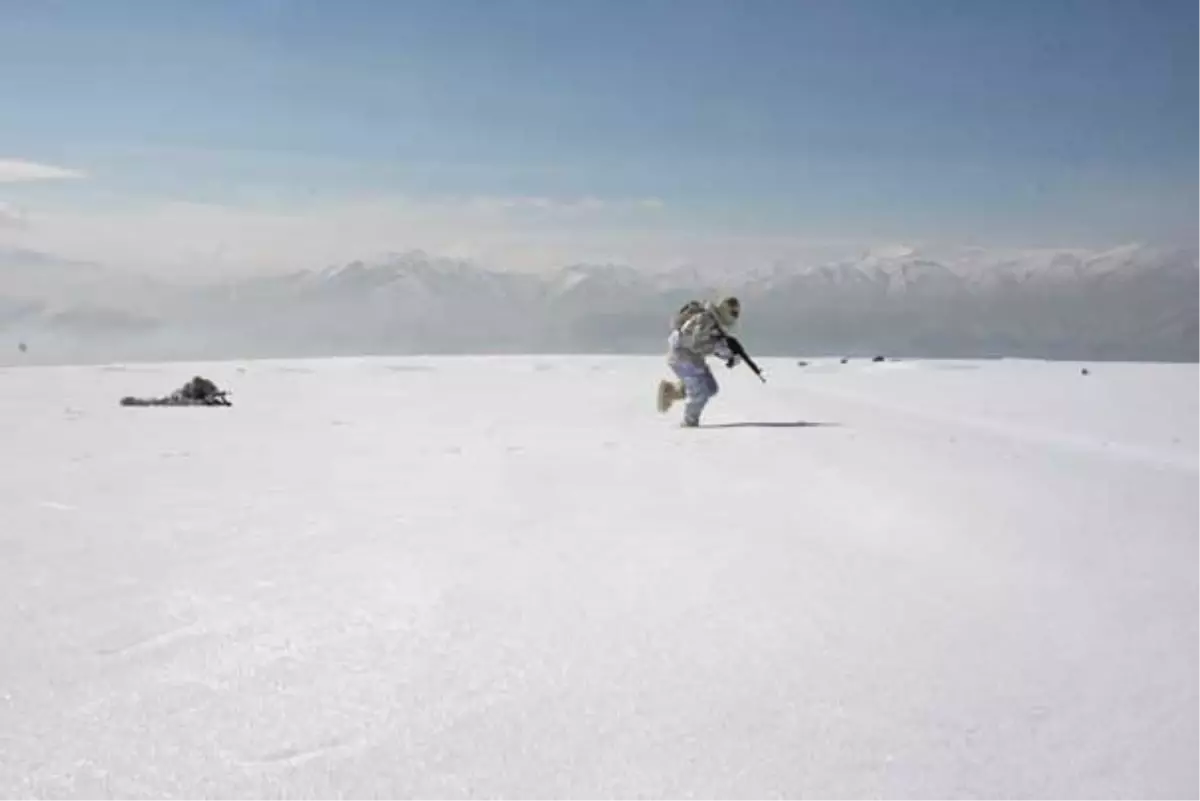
0, 355, 1195, 798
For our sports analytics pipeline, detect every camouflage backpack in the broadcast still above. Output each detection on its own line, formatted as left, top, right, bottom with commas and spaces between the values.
180, 375, 219, 400
671, 299, 705, 331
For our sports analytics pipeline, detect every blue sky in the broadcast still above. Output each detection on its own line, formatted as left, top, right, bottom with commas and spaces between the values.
0, 0, 1195, 272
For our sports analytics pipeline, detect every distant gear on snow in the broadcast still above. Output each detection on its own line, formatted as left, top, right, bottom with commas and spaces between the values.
120, 375, 231, 407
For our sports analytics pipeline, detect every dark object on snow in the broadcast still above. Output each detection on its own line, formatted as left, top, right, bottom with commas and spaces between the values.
120, 375, 231, 407
177, 375, 221, 401
17, 342, 27, 353
797, 360, 809, 367
840, 357, 849, 364
1081, 367, 1090, 376
872, 355, 886, 363
120, 395, 230, 407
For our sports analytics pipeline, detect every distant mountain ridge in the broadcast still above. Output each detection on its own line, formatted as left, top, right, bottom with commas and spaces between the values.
1, 243, 1196, 364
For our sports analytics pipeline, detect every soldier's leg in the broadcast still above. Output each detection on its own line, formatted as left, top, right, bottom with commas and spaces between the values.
670, 361, 719, 426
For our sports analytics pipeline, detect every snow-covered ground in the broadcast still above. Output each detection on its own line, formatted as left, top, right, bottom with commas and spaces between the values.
1, 355, 1196, 799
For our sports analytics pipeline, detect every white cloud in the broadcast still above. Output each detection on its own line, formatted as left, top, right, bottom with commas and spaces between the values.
0, 159, 87, 183
444, 194, 665, 216
0, 202, 30, 229
12, 192, 864, 279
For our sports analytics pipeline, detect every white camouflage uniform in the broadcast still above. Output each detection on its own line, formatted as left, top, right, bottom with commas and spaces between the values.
663, 298, 741, 426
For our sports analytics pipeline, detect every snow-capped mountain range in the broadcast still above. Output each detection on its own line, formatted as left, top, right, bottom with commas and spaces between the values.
1, 243, 1196, 364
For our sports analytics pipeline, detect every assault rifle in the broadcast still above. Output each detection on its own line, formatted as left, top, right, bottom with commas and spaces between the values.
722, 334, 766, 383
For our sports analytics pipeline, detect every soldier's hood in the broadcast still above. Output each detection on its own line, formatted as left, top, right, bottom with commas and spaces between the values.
707, 301, 739, 331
